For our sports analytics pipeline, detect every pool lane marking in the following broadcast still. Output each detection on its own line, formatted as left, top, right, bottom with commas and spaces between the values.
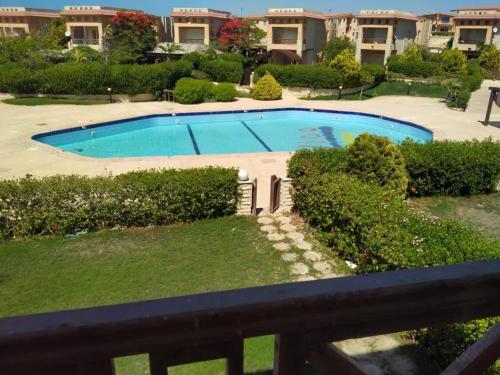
186, 124, 201, 155
240, 121, 272, 152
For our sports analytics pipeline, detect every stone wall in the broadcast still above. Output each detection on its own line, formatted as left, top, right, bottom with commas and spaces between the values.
278, 177, 293, 214
237, 180, 254, 216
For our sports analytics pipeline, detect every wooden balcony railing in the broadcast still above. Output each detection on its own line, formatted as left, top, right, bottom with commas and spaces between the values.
0, 260, 499, 375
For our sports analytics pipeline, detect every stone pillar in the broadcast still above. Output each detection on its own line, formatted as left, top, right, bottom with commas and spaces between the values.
237, 180, 255, 216
278, 177, 293, 214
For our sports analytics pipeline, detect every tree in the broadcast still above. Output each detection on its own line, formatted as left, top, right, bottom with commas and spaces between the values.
479, 45, 500, 71
329, 49, 361, 80
159, 42, 183, 61
109, 11, 157, 64
439, 48, 467, 77
44, 17, 67, 49
217, 18, 266, 55
400, 44, 423, 63
322, 37, 354, 63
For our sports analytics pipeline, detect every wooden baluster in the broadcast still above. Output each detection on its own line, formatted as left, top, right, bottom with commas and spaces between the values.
273, 333, 306, 375
226, 339, 244, 375
78, 359, 116, 375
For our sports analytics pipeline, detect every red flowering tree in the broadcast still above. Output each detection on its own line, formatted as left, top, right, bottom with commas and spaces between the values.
108, 11, 157, 63
218, 18, 266, 54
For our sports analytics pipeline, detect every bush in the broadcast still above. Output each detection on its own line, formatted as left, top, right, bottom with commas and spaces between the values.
345, 134, 409, 197
199, 58, 243, 83
479, 45, 500, 71
400, 45, 423, 62
360, 64, 385, 83
329, 49, 361, 80
254, 64, 346, 89
181, 52, 203, 69
388, 58, 442, 78
213, 82, 237, 102
174, 77, 214, 104
322, 37, 355, 63
0, 168, 240, 239
401, 139, 500, 196
251, 72, 282, 100
287, 148, 346, 180
440, 48, 467, 77
0, 61, 193, 95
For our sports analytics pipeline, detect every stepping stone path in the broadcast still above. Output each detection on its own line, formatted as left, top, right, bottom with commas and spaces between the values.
257, 213, 418, 375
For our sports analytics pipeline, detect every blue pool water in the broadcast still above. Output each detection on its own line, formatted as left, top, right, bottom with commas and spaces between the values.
33, 109, 432, 158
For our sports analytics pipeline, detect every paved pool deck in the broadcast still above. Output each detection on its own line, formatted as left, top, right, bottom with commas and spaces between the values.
1, 80, 499, 209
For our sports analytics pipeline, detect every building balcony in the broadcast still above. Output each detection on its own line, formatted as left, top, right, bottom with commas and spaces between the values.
0, 260, 498, 375
72, 38, 100, 45
179, 38, 204, 44
362, 37, 388, 44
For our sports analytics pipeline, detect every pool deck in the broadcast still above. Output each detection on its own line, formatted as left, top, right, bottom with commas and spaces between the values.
1, 80, 499, 209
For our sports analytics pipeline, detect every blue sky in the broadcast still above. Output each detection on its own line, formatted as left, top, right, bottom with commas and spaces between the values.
1, 0, 498, 16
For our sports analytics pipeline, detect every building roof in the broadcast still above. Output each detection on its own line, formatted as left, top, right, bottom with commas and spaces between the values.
265, 8, 326, 20
324, 13, 355, 19
171, 8, 232, 19
452, 6, 500, 11
356, 10, 418, 21
61, 6, 143, 16
419, 12, 453, 18
0, 7, 59, 17
452, 14, 500, 20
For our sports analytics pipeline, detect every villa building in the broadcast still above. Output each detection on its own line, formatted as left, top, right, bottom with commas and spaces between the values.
61, 6, 146, 51
355, 10, 418, 65
171, 8, 232, 45
0, 7, 59, 37
420, 13, 454, 33
452, 6, 500, 54
325, 13, 358, 42
264, 8, 326, 64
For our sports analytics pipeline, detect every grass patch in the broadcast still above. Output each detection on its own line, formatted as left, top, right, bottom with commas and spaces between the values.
411, 193, 500, 240
0, 216, 290, 374
2, 97, 110, 106
305, 81, 448, 101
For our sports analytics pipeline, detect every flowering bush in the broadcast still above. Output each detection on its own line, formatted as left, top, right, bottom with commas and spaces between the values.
217, 18, 266, 53
0, 168, 240, 239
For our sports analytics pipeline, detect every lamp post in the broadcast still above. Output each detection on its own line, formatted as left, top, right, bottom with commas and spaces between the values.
107, 87, 112, 103
407, 82, 412, 96
338, 86, 343, 100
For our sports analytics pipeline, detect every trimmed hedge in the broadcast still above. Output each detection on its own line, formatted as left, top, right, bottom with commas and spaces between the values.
199, 59, 243, 83
0, 168, 240, 239
174, 78, 214, 104
0, 61, 193, 95
401, 139, 500, 196
254, 64, 344, 89
213, 83, 237, 102
251, 72, 282, 100
388, 59, 442, 78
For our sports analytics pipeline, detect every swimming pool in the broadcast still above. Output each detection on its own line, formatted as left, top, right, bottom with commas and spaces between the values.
33, 108, 432, 158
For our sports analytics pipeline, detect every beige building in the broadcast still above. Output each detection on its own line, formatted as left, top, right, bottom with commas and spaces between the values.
61, 6, 146, 51
452, 6, 500, 54
0, 7, 59, 37
325, 13, 357, 42
420, 13, 454, 33
264, 8, 326, 64
171, 8, 232, 45
355, 10, 418, 65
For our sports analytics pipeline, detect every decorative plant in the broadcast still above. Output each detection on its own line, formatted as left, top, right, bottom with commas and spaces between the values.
251, 72, 282, 100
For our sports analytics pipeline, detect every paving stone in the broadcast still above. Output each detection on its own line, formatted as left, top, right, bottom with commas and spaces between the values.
303, 250, 322, 261
267, 233, 286, 242
260, 225, 277, 233
313, 262, 331, 273
273, 242, 291, 251
257, 216, 274, 225
291, 263, 309, 275
296, 240, 312, 251
286, 232, 304, 241
282, 253, 298, 262
280, 223, 297, 232
276, 216, 292, 225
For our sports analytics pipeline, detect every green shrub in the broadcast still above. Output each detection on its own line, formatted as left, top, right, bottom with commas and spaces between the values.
254, 64, 348, 89
360, 64, 385, 83
181, 52, 203, 69
400, 45, 423, 62
388, 58, 442, 78
251, 72, 282, 100
174, 77, 214, 104
479, 45, 500, 71
287, 148, 346, 180
213, 82, 237, 102
322, 37, 355, 63
0, 168, 239, 239
401, 139, 500, 196
0, 63, 40, 93
440, 48, 467, 77
345, 134, 409, 197
199, 58, 243, 83
329, 49, 361, 80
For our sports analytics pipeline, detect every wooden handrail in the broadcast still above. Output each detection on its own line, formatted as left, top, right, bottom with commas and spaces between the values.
0, 260, 499, 374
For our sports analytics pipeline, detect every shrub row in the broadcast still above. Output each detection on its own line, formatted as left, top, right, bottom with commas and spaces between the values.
199, 59, 243, 83
0, 61, 193, 95
254, 64, 380, 89
0, 168, 240, 239
173, 78, 237, 104
387, 59, 442, 78
288, 138, 500, 196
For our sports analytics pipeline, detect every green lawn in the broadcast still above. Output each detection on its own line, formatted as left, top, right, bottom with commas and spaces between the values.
0, 216, 290, 375
2, 98, 110, 106
411, 193, 500, 240
305, 81, 448, 101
